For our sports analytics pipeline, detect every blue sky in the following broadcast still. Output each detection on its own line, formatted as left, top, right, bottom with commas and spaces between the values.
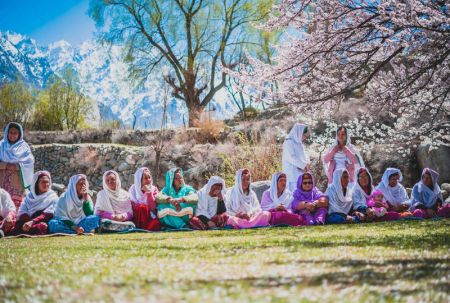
0, 0, 95, 46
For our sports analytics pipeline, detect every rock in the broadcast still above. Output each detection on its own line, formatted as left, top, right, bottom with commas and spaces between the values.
52, 183, 66, 193
441, 183, 450, 193
441, 190, 449, 201
117, 162, 129, 172
251, 180, 271, 202
446, 196, 450, 205
416, 144, 450, 184
125, 154, 137, 165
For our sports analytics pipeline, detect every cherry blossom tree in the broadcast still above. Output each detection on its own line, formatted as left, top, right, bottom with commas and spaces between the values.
231, 0, 449, 152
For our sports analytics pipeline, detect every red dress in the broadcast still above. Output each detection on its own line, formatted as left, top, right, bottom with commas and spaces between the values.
131, 189, 161, 231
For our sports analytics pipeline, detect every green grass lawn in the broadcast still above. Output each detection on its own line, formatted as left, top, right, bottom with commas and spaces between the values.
1, 219, 449, 302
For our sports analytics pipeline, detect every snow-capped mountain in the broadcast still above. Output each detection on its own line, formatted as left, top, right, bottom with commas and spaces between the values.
0, 31, 238, 129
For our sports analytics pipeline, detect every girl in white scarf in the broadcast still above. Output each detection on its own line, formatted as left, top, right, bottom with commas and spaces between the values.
14, 171, 58, 235
226, 169, 271, 229
323, 126, 364, 184
410, 168, 450, 218
49, 174, 100, 234
95, 170, 135, 232
282, 123, 310, 192
190, 176, 229, 230
260, 172, 304, 226
326, 168, 365, 224
128, 167, 161, 231
376, 168, 412, 218
0, 122, 34, 208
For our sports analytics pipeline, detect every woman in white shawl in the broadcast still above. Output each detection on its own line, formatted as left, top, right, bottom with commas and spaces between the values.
226, 168, 271, 229
0, 122, 34, 208
95, 170, 135, 232
0, 187, 16, 237
12, 171, 58, 235
326, 168, 365, 224
189, 176, 228, 230
260, 172, 304, 226
322, 126, 364, 185
129, 167, 161, 231
282, 123, 310, 192
376, 168, 412, 218
48, 174, 100, 234
410, 168, 449, 218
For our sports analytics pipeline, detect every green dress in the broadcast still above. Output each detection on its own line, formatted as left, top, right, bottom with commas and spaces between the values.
156, 168, 198, 229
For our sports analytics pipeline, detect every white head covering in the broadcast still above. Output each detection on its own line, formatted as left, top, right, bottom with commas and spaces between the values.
54, 174, 89, 224
263, 172, 293, 210
95, 170, 132, 215
0, 188, 16, 219
352, 167, 374, 210
411, 168, 442, 209
376, 168, 409, 207
326, 168, 353, 214
226, 169, 261, 216
196, 176, 227, 219
282, 124, 309, 182
0, 122, 34, 188
18, 171, 58, 217
128, 167, 156, 204
322, 127, 365, 175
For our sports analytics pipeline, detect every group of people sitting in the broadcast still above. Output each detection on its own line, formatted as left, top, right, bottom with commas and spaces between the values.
0, 122, 448, 237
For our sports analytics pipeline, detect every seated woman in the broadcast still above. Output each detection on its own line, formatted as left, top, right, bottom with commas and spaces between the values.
189, 176, 229, 230
291, 173, 328, 225
322, 126, 364, 185
95, 170, 135, 232
156, 168, 198, 230
226, 168, 271, 229
0, 122, 34, 209
326, 168, 364, 224
48, 174, 100, 234
11, 171, 58, 235
0, 186, 16, 237
128, 167, 160, 231
376, 168, 412, 218
352, 168, 400, 222
261, 172, 304, 226
410, 168, 449, 218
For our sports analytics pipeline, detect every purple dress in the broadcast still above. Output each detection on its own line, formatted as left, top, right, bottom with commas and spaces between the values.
291, 173, 328, 225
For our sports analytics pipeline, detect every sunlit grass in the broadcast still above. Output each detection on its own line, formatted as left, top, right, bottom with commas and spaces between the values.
1, 219, 449, 302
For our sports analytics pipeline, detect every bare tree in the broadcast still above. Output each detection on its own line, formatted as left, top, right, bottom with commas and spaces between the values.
89, 0, 274, 126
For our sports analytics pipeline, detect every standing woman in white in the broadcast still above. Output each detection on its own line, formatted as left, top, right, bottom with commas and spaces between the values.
282, 123, 310, 192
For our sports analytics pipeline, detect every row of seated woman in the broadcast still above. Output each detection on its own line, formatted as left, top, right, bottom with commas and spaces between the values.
1, 164, 448, 236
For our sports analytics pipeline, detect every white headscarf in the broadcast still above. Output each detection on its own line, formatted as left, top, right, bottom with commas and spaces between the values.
322, 127, 364, 174
128, 167, 156, 204
226, 169, 261, 216
54, 174, 89, 224
262, 172, 293, 211
18, 171, 58, 217
0, 122, 34, 188
0, 188, 15, 218
95, 170, 132, 215
352, 168, 374, 210
376, 168, 409, 207
196, 176, 227, 219
326, 168, 353, 214
282, 124, 309, 185
411, 168, 442, 209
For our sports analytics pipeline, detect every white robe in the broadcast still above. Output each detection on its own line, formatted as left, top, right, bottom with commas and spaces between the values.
0, 188, 15, 219
376, 168, 409, 207
326, 168, 353, 214
196, 176, 227, 220
95, 170, 132, 215
0, 122, 34, 188
17, 171, 58, 217
226, 169, 261, 217
282, 123, 309, 192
